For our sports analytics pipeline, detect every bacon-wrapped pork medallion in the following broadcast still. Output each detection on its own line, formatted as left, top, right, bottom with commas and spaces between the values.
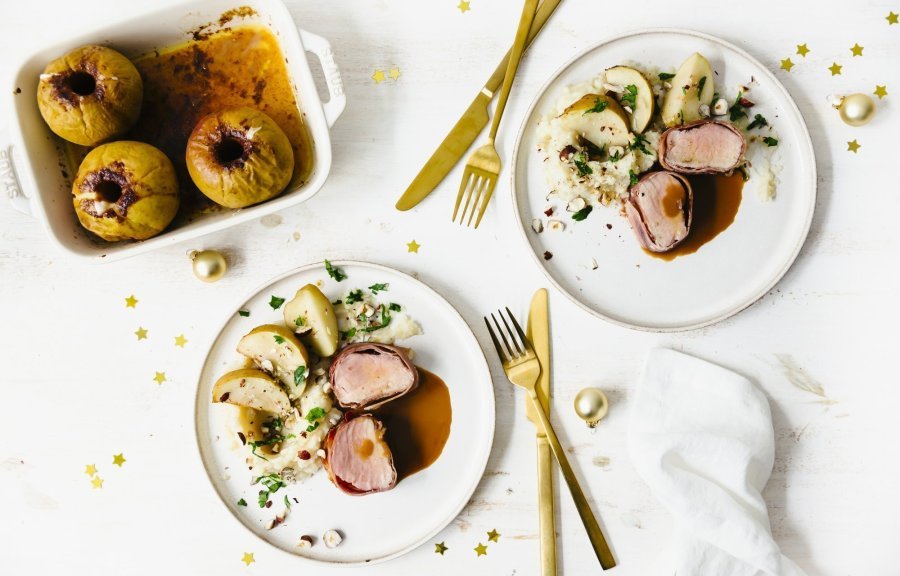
328, 343, 419, 410
625, 171, 693, 253
658, 120, 746, 174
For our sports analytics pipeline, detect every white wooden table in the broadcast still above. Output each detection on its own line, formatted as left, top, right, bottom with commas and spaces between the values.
1, 1, 898, 574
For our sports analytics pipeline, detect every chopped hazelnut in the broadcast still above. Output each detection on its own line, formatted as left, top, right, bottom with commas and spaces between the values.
323, 529, 343, 548
531, 219, 544, 233
297, 535, 314, 549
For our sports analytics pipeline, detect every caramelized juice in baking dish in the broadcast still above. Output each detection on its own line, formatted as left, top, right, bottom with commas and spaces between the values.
66, 24, 314, 222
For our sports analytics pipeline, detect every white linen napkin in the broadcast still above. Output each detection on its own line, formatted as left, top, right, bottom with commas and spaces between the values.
628, 348, 807, 576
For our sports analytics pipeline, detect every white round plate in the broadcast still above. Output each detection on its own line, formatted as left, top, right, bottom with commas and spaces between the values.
195, 261, 494, 564
512, 29, 816, 331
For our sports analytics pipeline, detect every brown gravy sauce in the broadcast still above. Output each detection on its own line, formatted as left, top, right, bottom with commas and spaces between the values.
67, 25, 313, 223
646, 172, 744, 261
375, 368, 452, 481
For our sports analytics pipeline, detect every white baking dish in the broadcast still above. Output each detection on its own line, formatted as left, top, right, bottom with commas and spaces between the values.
3, 0, 345, 262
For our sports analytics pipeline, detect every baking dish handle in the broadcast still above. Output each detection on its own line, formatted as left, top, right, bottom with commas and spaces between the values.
1, 145, 32, 216
299, 29, 346, 128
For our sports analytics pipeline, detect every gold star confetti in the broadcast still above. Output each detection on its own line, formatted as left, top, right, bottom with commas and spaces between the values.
887, 11, 899, 25
125, 295, 138, 308
112, 454, 126, 467
241, 552, 255, 566
796, 44, 810, 57
434, 542, 448, 555
850, 43, 864, 57
474, 542, 488, 557
91, 476, 104, 489
372, 69, 385, 84
153, 371, 167, 385
458, 1, 471, 13
406, 240, 421, 253
174, 334, 188, 348
134, 327, 148, 340
828, 62, 842, 76
847, 140, 861, 153
874, 85, 888, 99
84, 464, 97, 477
389, 67, 401, 81
780, 58, 794, 72
487, 529, 501, 542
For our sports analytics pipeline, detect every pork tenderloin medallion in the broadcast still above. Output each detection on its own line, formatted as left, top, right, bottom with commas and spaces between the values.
658, 120, 746, 174
324, 413, 398, 495
625, 171, 693, 253
328, 343, 419, 410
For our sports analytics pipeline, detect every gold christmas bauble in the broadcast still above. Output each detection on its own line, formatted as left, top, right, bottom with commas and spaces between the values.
574, 387, 609, 428
190, 249, 227, 282
837, 93, 876, 126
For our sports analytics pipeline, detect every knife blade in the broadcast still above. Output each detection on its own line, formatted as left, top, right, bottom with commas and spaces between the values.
526, 288, 556, 576
394, 0, 564, 211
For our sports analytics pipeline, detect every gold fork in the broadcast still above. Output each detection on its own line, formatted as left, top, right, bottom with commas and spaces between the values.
485, 307, 617, 570
452, 0, 538, 228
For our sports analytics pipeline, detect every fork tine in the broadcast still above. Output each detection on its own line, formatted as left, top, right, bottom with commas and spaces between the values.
473, 177, 497, 229
491, 312, 516, 359
452, 171, 473, 222
457, 174, 479, 225
484, 316, 507, 362
498, 309, 524, 357
466, 176, 489, 227
505, 306, 532, 353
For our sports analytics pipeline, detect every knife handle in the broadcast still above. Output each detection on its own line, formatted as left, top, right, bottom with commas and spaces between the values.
528, 393, 616, 570
536, 434, 557, 576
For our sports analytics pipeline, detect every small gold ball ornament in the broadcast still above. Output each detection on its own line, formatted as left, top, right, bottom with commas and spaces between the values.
574, 387, 609, 428
190, 249, 227, 282
831, 93, 877, 126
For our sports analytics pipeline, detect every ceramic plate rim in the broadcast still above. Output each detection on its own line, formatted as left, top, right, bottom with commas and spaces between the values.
510, 27, 817, 332
192, 260, 495, 566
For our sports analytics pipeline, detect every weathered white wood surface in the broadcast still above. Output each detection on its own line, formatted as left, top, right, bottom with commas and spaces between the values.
1, 1, 898, 574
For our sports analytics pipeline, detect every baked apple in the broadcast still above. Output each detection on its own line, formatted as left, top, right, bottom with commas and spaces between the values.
185, 107, 294, 208
37, 45, 143, 146
71, 141, 179, 241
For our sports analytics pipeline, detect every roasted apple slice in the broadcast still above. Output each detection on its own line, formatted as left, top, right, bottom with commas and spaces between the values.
605, 65, 655, 133
237, 325, 310, 396
557, 93, 632, 149
283, 284, 339, 358
212, 368, 291, 416
660, 53, 716, 127
329, 343, 419, 410
324, 413, 398, 495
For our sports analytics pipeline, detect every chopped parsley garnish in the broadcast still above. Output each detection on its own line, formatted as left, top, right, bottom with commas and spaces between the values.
293, 366, 307, 387
248, 432, 295, 461
238, 310, 251, 317
341, 327, 357, 340
763, 136, 779, 147
284, 495, 292, 509
294, 316, 304, 326
571, 205, 593, 222
658, 72, 675, 81
389, 303, 402, 312
273, 335, 285, 344
729, 92, 747, 121
368, 283, 389, 294
324, 259, 346, 282
697, 76, 707, 95
305, 407, 326, 432
629, 133, 651, 155
573, 152, 592, 176
332, 299, 343, 306
345, 290, 363, 305
608, 149, 623, 163
583, 97, 608, 115
747, 113, 768, 130
269, 296, 285, 310
628, 170, 639, 188
580, 138, 605, 161
621, 84, 638, 109
362, 305, 392, 333
237, 498, 247, 506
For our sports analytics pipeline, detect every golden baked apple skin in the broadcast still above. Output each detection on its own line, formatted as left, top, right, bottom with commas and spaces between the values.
72, 141, 179, 242
37, 45, 143, 147
185, 107, 295, 209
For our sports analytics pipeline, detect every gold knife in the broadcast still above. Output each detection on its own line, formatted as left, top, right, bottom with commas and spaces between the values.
526, 288, 556, 576
395, 0, 564, 211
